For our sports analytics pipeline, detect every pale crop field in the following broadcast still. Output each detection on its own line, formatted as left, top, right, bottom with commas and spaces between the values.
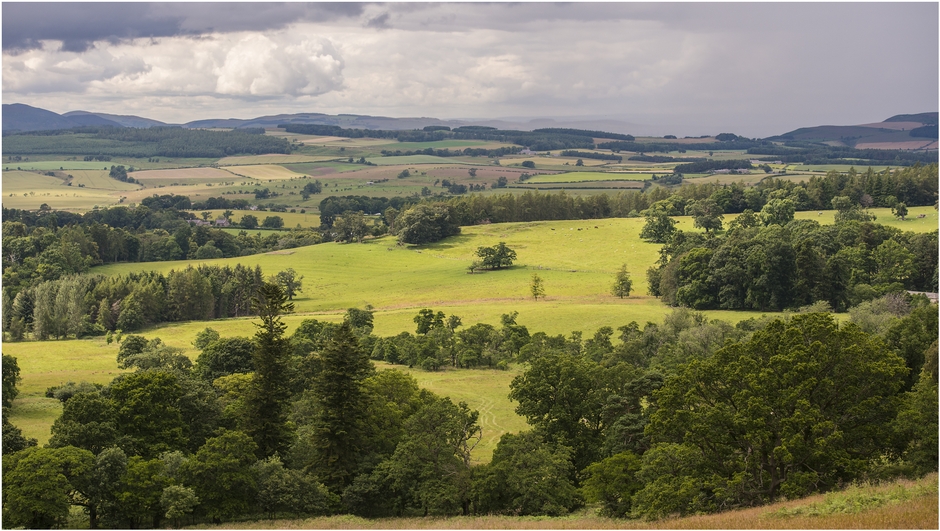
219, 164, 307, 181
2, 170, 127, 211
130, 166, 238, 183
217, 154, 341, 165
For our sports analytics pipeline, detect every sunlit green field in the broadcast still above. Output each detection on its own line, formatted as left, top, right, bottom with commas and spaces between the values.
1, 160, 115, 171
6, 209, 935, 448
67, 170, 140, 191
526, 171, 655, 183
364, 155, 462, 166
2, 170, 129, 211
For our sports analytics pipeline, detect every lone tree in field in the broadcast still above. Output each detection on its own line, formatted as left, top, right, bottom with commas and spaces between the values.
274, 268, 304, 300
531, 274, 545, 301
476, 242, 517, 270
892, 202, 908, 221
611, 264, 633, 298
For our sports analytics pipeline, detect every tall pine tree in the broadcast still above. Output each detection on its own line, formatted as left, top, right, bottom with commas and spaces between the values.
245, 282, 293, 458
306, 321, 373, 492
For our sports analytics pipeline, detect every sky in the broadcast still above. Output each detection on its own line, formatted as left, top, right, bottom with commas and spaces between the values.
2, 2, 938, 137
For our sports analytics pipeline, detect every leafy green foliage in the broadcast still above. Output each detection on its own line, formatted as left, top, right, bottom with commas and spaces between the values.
648, 314, 908, 509
471, 431, 580, 516
611, 264, 633, 298
181, 431, 258, 522
244, 282, 294, 458
580, 451, 642, 517
476, 242, 517, 270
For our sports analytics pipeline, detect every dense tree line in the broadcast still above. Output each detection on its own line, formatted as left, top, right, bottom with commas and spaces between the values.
534, 128, 635, 141
598, 139, 768, 153
1, 264, 279, 339
672, 159, 752, 174
380, 146, 521, 158
628, 155, 706, 163
5, 295, 935, 526
2, 208, 321, 297
560, 150, 623, 162
318, 195, 418, 229
746, 142, 937, 166
281, 123, 598, 151
645, 212, 938, 312
3, 126, 291, 158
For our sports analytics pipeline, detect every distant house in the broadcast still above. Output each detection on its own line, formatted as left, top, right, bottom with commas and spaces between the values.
188, 219, 210, 226
519, 148, 536, 155
907, 291, 939, 304
215, 217, 231, 227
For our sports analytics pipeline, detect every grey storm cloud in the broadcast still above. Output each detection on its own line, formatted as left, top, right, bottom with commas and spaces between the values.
2, 3, 936, 136
1, 2, 366, 53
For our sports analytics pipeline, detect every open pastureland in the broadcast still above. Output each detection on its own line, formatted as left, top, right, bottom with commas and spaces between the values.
221, 164, 309, 181
65, 170, 141, 191
525, 171, 653, 183
2, 170, 130, 211
216, 154, 341, 165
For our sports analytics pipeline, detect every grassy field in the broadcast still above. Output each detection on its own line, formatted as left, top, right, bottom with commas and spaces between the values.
373, 361, 527, 462
67, 170, 140, 191
526, 171, 655, 183
2, 160, 117, 171
217, 154, 341, 165
222, 164, 308, 181
130, 167, 236, 184
364, 155, 464, 166
193, 473, 938, 529
2, 170, 129, 211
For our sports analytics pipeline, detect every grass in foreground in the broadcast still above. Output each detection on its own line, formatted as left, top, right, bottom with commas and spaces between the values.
189, 474, 938, 529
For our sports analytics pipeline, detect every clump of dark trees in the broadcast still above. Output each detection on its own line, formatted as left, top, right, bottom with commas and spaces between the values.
3, 126, 291, 158
1, 203, 320, 300
380, 164, 937, 233
2, 264, 308, 341
4, 285, 937, 526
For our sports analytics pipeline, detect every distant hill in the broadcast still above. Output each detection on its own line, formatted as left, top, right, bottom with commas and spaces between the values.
63, 110, 166, 128
0, 104, 155, 132
767, 113, 939, 149
884, 112, 938, 125
2, 103, 87, 132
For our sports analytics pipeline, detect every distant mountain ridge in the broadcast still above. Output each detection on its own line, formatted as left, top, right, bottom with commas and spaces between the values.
3, 103, 937, 149
767, 112, 938, 149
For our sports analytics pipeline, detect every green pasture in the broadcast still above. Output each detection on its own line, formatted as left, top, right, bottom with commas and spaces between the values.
2, 170, 127, 211
373, 361, 526, 462
217, 154, 340, 166
377, 140, 504, 150
787, 164, 894, 173
526, 171, 652, 183
791, 206, 938, 232
2, 160, 115, 171
67, 170, 140, 191
364, 155, 461, 166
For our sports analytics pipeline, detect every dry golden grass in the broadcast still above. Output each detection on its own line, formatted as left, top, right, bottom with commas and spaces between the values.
130, 167, 234, 182
223, 165, 307, 181
190, 474, 938, 530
